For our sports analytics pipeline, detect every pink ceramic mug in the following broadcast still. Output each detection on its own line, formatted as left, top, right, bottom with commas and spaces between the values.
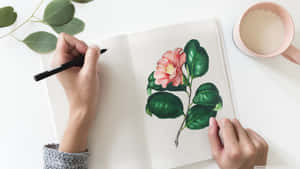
233, 2, 300, 65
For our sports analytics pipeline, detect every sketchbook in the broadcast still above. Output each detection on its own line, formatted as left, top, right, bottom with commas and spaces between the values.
41, 19, 236, 169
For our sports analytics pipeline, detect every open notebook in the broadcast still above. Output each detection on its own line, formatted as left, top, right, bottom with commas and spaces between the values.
42, 19, 236, 169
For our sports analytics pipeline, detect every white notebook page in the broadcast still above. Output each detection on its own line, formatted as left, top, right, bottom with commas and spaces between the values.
128, 20, 235, 169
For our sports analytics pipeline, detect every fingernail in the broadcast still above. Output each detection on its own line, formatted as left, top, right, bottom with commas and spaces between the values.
209, 117, 214, 127
90, 44, 100, 54
220, 119, 226, 127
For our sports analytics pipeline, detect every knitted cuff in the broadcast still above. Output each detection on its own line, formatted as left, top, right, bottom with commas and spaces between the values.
43, 144, 89, 169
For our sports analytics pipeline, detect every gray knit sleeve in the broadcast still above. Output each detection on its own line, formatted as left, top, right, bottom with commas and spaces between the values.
43, 144, 89, 169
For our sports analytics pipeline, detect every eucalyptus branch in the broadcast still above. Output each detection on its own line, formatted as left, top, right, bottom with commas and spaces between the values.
30, 19, 44, 23
10, 34, 22, 42
0, 0, 44, 39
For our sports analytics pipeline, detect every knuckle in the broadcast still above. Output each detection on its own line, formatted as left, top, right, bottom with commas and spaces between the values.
228, 148, 241, 160
221, 118, 230, 127
223, 118, 229, 122
264, 142, 269, 150
262, 141, 269, 151
211, 151, 219, 160
244, 145, 257, 157
232, 118, 239, 124
256, 142, 264, 150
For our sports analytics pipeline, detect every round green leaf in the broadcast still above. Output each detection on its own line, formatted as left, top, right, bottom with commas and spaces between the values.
43, 0, 75, 26
147, 71, 186, 95
0, 6, 17, 28
193, 82, 223, 110
23, 31, 57, 53
184, 39, 209, 78
146, 92, 184, 119
51, 18, 85, 35
186, 105, 217, 130
72, 0, 93, 3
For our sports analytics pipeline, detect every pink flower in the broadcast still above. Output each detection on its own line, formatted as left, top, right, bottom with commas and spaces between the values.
154, 48, 186, 88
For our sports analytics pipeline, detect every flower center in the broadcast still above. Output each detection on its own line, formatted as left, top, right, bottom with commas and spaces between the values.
166, 64, 176, 75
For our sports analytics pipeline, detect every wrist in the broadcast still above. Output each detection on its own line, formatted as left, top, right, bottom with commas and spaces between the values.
59, 110, 91, 153
69, 105, 93, 127
59, 121, 89, 153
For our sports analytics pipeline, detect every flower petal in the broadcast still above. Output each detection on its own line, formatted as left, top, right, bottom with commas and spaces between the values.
179, 52, 186, 67
162, 50, 176, 65
154, 48, 185, 88
172, 73, 183, 86
174, 48, 186, 67
158, 79, 170, 88
154, 71, 168, 79
157, 58, 169, 66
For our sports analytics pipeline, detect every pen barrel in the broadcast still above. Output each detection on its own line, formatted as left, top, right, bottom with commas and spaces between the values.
33, 48, 107, 82
34, 62, 74, 81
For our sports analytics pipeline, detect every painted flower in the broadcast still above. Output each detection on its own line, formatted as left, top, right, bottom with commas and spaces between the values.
154, 48, 186, 88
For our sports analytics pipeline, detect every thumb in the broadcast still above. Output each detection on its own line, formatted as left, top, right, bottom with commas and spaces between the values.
83, 45, 100, 72
208, 117, 222, 159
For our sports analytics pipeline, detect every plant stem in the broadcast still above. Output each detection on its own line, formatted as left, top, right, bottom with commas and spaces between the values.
10, 34, 22, 42
175, 79, 193, 147
0, 0, 44, 39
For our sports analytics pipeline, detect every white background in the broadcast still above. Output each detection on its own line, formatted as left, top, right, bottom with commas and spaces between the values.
0, 0, 299, 169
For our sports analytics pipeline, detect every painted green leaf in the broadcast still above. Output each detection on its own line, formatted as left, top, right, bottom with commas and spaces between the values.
193, 82, 223, 111
51, 18, 85, 35
186, 105, 217, 130
0, 6, 17, 28
146, 71, 186, 95
146, 92, 184, 119
43, 0, 75, 26
147, 87, 152, 96
72, 0, 93, 3
184, 39, 209, 78
23, 31, 57, 53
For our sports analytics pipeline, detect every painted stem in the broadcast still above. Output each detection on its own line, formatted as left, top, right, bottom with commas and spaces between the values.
174, 79, 193, 147
0, 0, 44, 39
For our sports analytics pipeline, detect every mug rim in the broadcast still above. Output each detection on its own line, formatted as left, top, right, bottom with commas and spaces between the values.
236, 2, 295, 58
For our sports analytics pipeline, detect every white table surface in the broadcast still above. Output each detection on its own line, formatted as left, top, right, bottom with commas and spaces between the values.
0, 0, 299, 168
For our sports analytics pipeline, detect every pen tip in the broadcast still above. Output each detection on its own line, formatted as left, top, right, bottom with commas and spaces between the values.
100, 48, 107, 54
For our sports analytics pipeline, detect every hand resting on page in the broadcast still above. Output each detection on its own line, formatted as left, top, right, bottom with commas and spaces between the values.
208, 118, 268, 169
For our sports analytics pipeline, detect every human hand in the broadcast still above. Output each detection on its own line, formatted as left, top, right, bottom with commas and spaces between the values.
208, 118, 268, 169
51, 33, 101, 153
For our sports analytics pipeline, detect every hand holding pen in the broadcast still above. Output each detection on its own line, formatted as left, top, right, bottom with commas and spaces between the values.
34, 34, 107, 81
47, 33, 102, 153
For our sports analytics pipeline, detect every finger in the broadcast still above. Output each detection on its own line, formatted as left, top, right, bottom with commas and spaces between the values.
58, 33, 88, 55
246, 128, 268, 165
232, 119, 251, 144
69, 49, 80, 57
246, 128, 268, 147
208, 117, 222, 158
246, 129, 260, 148
219, 118, 238, 149
82, 45, 100, 73
53, 33, 88, 67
